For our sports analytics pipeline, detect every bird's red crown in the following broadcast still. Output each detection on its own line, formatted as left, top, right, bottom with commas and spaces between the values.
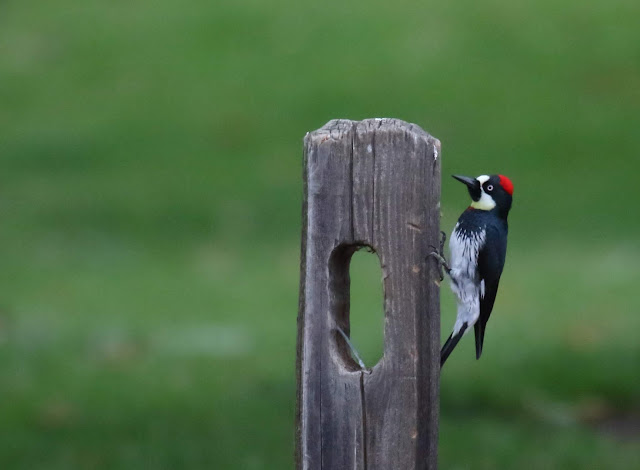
498, 175, 514, 195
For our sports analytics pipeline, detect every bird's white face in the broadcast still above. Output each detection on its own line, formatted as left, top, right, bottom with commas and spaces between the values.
470, 175, 496, 210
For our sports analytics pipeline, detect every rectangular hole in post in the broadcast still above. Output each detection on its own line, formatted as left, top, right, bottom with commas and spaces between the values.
348, 248, 384, 369
329, 244, 384, 371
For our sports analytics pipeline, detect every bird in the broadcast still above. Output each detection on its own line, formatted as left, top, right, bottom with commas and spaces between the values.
431, 174, 514, 368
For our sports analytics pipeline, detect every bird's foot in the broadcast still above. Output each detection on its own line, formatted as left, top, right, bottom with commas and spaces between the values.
427, 252, 451, 281
427, 231, 450, 282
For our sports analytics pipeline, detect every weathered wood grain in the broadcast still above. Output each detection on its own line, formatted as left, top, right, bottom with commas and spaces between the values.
296, 118, 441, 470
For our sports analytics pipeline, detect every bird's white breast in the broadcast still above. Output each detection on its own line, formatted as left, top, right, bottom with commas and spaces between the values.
449, 224, 485, 279
448, 224, 486, 335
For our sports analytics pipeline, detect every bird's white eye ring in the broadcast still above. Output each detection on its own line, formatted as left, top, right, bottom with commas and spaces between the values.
487, 185, 493, 191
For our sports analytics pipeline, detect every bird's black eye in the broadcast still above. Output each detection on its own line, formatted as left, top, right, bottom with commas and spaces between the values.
486, 184, 493, 191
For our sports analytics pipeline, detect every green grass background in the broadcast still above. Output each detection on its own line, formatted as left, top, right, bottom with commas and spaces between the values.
1, 0, 639, 468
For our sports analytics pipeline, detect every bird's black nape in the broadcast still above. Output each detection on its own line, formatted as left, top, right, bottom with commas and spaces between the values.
440, 323, 467, 368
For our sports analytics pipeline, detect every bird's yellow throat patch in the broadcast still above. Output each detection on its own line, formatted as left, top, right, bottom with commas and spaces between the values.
470, 192, 496, 210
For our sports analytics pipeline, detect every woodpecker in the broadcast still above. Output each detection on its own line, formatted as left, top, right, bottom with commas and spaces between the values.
433, 174, 514, 367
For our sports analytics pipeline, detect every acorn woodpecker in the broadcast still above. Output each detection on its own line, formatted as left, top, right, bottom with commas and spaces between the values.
432, 174, 514, 367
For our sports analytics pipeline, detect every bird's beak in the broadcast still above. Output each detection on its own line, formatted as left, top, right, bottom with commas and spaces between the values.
452, 174, 479, 190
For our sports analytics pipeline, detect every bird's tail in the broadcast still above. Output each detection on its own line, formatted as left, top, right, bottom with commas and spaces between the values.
440, 322, 467, 368
474, 321, 486, 360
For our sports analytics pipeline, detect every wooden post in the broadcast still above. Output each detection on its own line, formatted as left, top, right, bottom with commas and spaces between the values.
296, 119, 441, 470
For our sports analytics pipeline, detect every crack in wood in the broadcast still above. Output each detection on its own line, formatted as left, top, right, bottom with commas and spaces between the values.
360, 371, 368, 470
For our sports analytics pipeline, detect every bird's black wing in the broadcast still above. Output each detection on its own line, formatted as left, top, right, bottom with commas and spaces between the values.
474, 224, 507, 359
440, 323, 467, 368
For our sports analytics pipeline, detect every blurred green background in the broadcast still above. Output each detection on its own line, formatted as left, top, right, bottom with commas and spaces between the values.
1, 0, 639, 468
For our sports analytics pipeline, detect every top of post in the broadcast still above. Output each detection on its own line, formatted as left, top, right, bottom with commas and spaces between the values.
305, 118, 441, 158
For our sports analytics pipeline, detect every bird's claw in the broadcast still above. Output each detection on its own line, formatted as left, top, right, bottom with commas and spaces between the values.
427, 231, 450, 282
438, 231, 447, 254
427, 251, 451, 281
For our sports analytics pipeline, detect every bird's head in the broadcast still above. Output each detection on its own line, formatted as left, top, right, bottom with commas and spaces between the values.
452, 174, 513, 216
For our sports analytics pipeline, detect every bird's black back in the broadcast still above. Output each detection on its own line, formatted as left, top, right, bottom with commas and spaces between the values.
457, 207, 508, 358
